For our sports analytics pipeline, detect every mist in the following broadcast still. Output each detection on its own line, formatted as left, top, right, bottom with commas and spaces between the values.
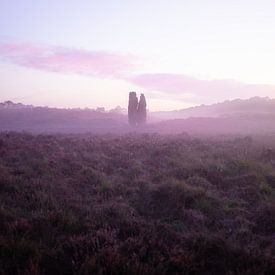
1, 1, 275, 274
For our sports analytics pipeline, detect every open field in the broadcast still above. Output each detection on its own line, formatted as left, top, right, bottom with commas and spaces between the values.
0, 133, 274, 274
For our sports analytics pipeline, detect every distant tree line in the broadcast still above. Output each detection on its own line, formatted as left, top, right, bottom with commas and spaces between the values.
128, 92, 147, 126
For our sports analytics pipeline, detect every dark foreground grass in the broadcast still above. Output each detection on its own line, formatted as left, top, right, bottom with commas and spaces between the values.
0, 132, 274, 274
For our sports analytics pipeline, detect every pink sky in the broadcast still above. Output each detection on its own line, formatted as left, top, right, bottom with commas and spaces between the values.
1, 41, 275, 108
1, 1, 275, 110
0, 42, 136, 78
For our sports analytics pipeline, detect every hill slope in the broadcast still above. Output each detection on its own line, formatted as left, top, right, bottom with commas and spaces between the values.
152, 97, 275, 120
1, 97, 275, 135
0, 102, 127, 133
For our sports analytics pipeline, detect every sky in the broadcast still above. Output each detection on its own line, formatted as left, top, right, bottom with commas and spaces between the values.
0, 0, 275, 111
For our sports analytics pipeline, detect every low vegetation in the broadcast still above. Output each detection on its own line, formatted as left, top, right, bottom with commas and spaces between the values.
0, 132, 274, 274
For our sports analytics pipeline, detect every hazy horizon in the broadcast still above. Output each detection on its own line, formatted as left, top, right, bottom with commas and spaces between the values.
1, 1, 275, 111
1, 95, 275, 114
1, 3, 275, 273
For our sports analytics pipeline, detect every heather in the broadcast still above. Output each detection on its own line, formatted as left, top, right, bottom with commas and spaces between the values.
0, 133, 274, 274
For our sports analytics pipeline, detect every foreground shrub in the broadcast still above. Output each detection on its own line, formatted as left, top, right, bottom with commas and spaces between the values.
0, 133, 274, 274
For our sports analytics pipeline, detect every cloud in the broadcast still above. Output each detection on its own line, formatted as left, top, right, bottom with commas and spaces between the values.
129, 73, 275, 102
1, 41, 275, 104
0, 42, 136, 78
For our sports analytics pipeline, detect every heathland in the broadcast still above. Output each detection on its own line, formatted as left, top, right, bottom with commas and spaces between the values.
0, 133, 274, 274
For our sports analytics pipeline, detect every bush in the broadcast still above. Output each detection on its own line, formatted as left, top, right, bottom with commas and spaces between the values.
0, 132, 274, 274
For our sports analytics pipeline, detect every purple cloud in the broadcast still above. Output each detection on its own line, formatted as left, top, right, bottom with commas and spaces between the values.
1, 41, 275, 103
0, 42, 136, 78
129, 73, 275, 101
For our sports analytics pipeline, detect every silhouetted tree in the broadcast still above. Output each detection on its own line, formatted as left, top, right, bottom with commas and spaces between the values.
128, 92, 138, 126
137, 93, 147, 125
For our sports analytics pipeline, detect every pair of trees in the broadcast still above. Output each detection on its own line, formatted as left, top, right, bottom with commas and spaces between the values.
128, 92, 147, 126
